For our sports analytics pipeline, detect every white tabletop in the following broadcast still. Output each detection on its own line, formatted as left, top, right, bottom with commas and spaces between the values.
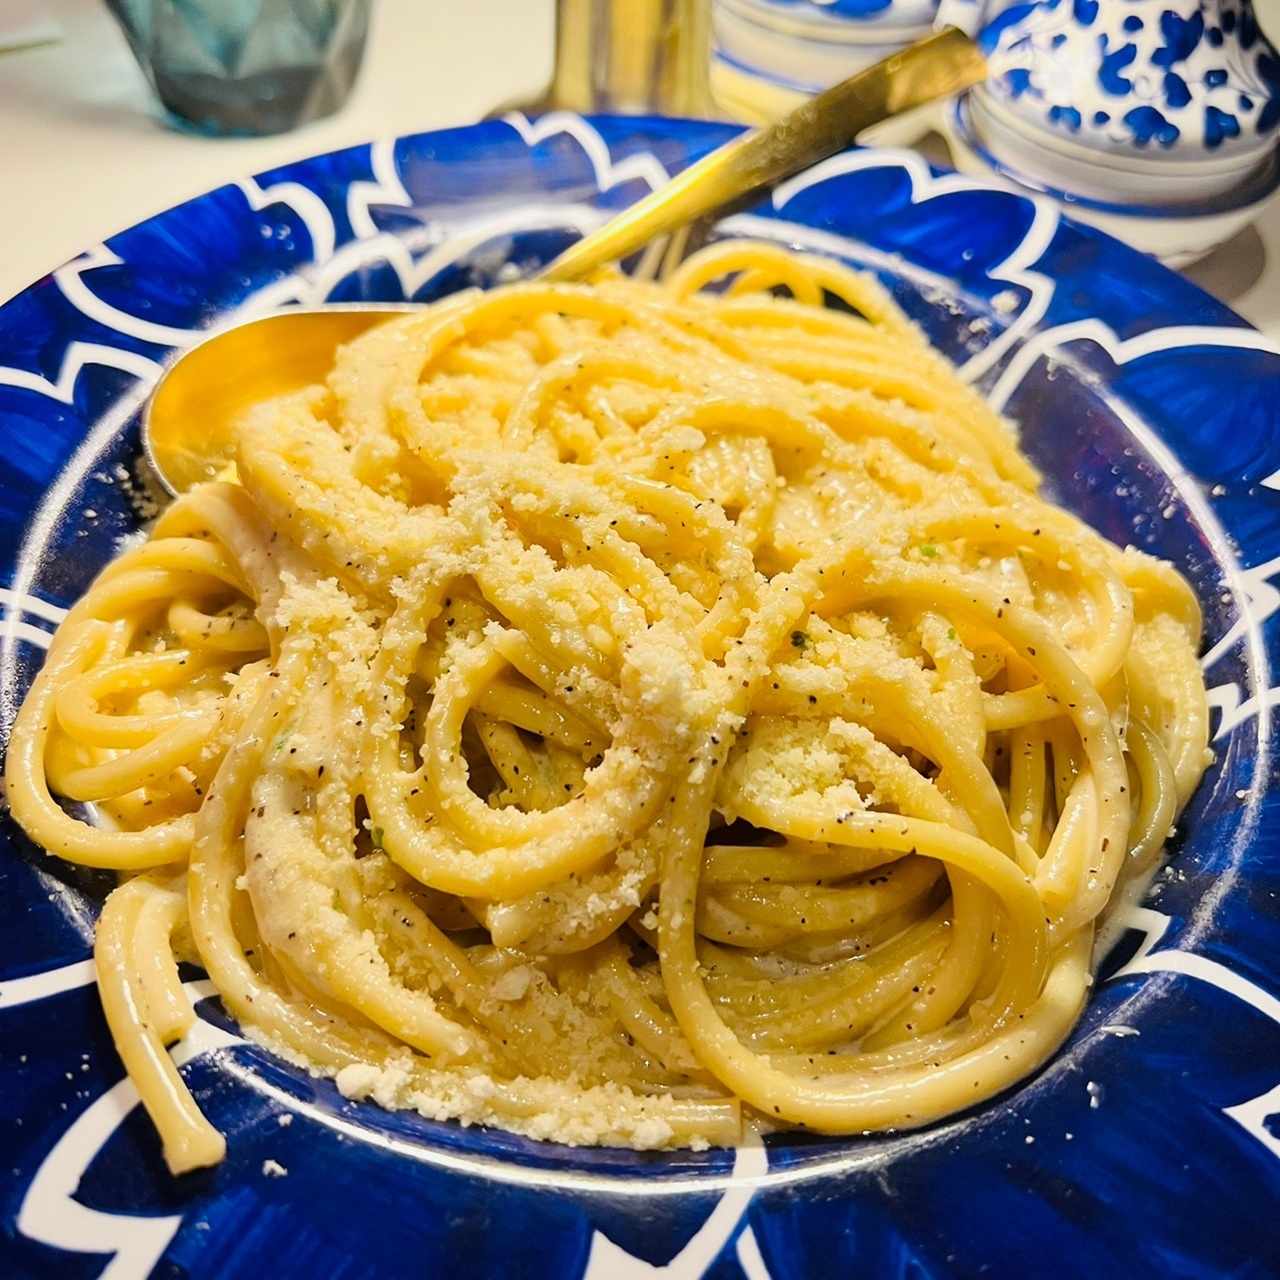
1, 0, 1276, 338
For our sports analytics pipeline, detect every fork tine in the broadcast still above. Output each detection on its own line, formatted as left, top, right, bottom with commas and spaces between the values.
657, 215, 719, 282
630, 236, 670, 283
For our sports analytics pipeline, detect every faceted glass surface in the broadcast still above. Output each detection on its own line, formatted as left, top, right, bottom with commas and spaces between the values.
107, 0, 371, 136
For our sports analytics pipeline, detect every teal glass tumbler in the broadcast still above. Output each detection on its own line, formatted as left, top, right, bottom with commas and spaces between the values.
106, 0, 371, 136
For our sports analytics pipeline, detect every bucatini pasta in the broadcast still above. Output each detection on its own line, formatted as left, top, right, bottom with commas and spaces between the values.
5, 241, 1209, 1173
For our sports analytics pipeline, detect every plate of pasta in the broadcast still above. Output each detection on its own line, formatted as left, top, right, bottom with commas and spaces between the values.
1, 114, 1278, 1280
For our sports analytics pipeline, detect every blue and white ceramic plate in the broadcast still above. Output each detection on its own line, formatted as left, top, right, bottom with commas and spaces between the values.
2, 115, 1279, 1279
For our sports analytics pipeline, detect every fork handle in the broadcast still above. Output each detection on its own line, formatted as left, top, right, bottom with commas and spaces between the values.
540, 26, 986, 283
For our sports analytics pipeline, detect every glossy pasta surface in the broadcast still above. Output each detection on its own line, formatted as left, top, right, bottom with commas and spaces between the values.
5, 242, 1210, 1172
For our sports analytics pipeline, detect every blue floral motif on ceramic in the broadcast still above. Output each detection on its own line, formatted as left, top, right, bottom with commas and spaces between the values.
1, 115, 1279, 1279
722, 0, 940, 28
980, 0, 1280, 157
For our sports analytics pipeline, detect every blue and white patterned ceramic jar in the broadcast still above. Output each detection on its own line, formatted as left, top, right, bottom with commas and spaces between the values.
944, 0, 1280, 263
972, 0, 1280, 199
711, 0, 941, 120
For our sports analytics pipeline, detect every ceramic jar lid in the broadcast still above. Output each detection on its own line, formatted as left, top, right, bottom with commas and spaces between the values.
979, 0, 1280, 163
